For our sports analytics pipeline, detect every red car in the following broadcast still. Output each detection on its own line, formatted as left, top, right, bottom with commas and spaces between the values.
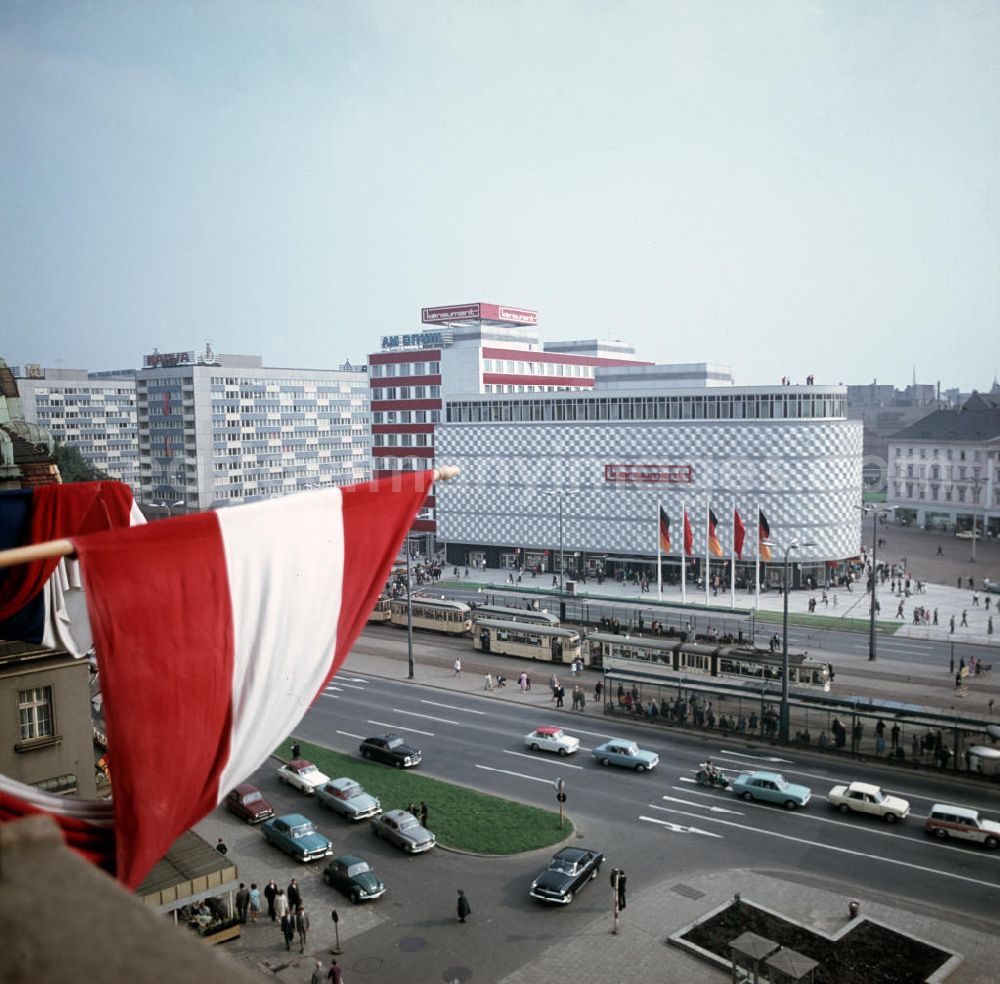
225, 783, 276, 824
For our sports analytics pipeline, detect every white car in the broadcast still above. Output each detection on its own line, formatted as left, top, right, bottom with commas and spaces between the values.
524, 726, 580, 756
277, 759, 331, 795
827, 781, 910, 822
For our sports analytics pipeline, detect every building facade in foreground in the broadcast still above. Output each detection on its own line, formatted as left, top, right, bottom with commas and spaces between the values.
887, 392, 1000, 536
435, 373, 862, 588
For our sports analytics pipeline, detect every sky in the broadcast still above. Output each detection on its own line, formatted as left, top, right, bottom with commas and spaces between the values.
1, 0, 998, 391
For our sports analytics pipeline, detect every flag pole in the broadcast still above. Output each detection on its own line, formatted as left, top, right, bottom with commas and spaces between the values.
681, 507, 687, 604
730, 501, 736, 610
0, 466, 462, 570
755, 503, 761, 611
656, 500, 662, 597
704, 495, 710, 609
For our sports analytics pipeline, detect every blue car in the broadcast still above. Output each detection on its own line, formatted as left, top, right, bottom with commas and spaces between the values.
262, 813, 334, 862
730, 770, 811, 810
591, 739, 659, 772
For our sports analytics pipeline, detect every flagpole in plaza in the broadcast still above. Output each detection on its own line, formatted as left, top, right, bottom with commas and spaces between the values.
680, 506, 687, 604
705, 497, 710, 609
755, 504, 762, 611
656, 501, 662, 597
730, 501, 736, 610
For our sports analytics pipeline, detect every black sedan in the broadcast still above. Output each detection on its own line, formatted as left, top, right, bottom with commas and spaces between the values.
529, 847, 604, 905
322, 854, 386, 903
359, 733, 422, 769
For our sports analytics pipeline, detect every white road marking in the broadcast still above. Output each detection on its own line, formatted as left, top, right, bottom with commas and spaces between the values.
659, 795, 743, 815
367, 720, 435, 737
654, 803, 1000, 874
392, 708, 462, 726
475, 764, 562, 785
504, 750, 585, 769
328, 682, 366, 690
339, 676, 369, 683
718, 749, 794, 764
320, 693, 339, 700
420, 699, 486, 715
640, 815, 724, 838
336, 730, 365, 739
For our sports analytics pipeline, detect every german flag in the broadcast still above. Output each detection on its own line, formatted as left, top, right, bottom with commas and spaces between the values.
708, 509, 724, 557
658, 506, 671, 553
683, 508, 694, 557
733, 509, 746, 560
759, 509, 772, 561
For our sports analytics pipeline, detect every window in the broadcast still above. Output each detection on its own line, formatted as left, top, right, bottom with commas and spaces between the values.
18, 686, 54, 741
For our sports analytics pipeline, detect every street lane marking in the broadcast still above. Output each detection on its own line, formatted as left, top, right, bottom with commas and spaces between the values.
392, 708, 462, 726
336, 730, 365, 739
719, 749, 793, 764
640, 815, 724, 838
320, 693, 339, 700
659, 795, 743, 815
646, 805, 1000, 888
475, 764, 562, 785
503, 750, 585, 769
328, 682, 366, 690
340, 676, 369, 683
420, 699, 486, 715
367, 719, 435, 737
668, 787, 1000, 860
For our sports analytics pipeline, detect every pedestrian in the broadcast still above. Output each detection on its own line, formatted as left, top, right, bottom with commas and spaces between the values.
236, 882, 250, 924
895, 601, 904, 620
456, 889, 471, 923
555, 685, 565, 708
891, 723, 900, 749
973, 593, 979, 606
420, 801, 429, 826
249, 883, 261, 922
950, 615, 955, 634
912, 733, 920, 758
295, 904, 310, 953
484, 672, 494, 691
933, 608, 938, 625
280, 909, 295, 951
518, 671, 528, 692
275, 888, 289, 922
961, 610, 968, 627
216, 837, 228, 856
594, 679, 604, 702
291, 740, 301, 760
989, 616, 994, 636
312, 960, 327, 984
454, 657, 462, 676
327, 959, 343, 984
525, 673, 531, 692
287, 878, 301, 910
264, 879, 278, 921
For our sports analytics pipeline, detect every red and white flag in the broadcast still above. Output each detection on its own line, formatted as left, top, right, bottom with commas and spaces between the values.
73, 472, 434, 888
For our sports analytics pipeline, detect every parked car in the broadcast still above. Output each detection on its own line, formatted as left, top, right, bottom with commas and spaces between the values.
261, 813, 333, 863
371, 809, 435, 853
731, 770, 811, 810
277, 759, 331, 795
984, 578, 1000, 595
925, 804, 1000, 849
359, 734, 422, 769
827, 781, 909, 822
524, 726, 580, 756
591, 739, 659, 772
955, 529, 975, 539
529, 847, 604, 904
322, 854, 387, 902
224, 783, 275, 824
315, 777, 382, 821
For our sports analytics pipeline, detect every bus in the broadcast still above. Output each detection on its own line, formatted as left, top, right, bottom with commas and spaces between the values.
471, 603, 560, 627
473, 619, 582, 664
389, 597, 473, 635
585, 633, 831, 692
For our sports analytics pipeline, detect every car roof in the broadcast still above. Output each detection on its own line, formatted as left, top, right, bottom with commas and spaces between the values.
233, 782, 260, 795
383, 809, 416, 821
535, 726, 563, 735
287, 759, 313, 769
604, 738, 637, 746
929, 803, 979, 817
846, 781, 881, 795
367, 733, 398, 741
277, 813, 311, 825
330, 777, 359, 788
334, 854, 365, 866
554, 847, 593, 862
745, 770, 784, 781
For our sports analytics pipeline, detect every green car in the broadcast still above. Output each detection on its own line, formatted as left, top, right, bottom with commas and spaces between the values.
322, 854, 386, 903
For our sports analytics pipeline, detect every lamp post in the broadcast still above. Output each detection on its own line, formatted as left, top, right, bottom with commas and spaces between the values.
780, 538, 816, 742
857, 505, 893, 661
969, 475, 983, 563
545, 490, 578, 594
405, 536, 415, 679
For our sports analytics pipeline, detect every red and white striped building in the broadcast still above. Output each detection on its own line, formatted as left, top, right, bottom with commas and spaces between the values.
367, 303, 651, 536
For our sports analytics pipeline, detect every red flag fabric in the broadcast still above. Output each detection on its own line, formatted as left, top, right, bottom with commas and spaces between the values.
733, 509, 746, 560
658, 506, 671, 553
759, 509, 772, 561
708, 509, 724, 557
72, 471, 433, 888
683, 508, 694, 557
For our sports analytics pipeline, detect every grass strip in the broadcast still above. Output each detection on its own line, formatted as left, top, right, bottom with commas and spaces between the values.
281, 738, 572, 855
753, 611, 900, 634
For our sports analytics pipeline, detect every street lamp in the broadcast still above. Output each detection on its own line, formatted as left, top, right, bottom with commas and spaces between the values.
969, 475, 983, 563
857, 504, 893, 661
405, 536, 415, 679
780, 538, 816, 743
544, 490, 579, 594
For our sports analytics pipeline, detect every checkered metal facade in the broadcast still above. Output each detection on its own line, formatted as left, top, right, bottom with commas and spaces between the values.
435, 418, 863, 562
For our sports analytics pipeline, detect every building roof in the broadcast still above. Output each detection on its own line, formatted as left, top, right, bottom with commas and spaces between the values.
888, 393, 1000, 443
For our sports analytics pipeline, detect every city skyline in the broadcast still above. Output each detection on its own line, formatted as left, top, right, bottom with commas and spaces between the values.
2, 2, 998, 390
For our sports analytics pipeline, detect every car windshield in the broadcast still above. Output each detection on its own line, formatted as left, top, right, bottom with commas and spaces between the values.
398, 817, 419, 830
347, 862, 370, 877
550, 859, 579, 875
774, 777, 788, 790
871, 789, 887, 803
243, 791, 262, 804
291, 823, 316, 837
386, 737, 403, 749
299, 765, 318, 776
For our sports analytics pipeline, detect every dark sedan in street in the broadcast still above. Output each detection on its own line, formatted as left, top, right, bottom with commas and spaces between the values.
224, 783, 275, 824
529, 846, 604, 904
322, 854, 386, 903
359, 733, 422, 769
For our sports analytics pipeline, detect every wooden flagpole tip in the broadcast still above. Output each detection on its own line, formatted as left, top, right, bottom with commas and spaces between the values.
433, 465, 460, 482
0, 538, 76, 570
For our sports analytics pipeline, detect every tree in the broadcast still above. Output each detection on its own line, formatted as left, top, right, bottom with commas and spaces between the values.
53, 441, 110, 483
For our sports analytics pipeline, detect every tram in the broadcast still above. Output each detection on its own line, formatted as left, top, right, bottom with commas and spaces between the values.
388, 597, 473, 635
471, 603, 560, 627
585, 632, 831, 691
367, 596, 393, 623
473, 618, 582, 664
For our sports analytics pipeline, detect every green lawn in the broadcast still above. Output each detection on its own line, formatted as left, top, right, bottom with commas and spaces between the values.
754, 610, 900, 634
282, 738, 572, 855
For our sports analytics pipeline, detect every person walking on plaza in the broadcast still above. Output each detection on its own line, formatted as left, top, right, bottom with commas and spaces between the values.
950, 615, 956, 634
295, 903, 310, 953
454, 657, 462, 676
280, 909, 295, 951
420, 801, 429, 827
287, 878, 301, 910
895, 600, 904, 620
216, 837, 228, 855
989, 616, 994, 636
961, 610, 968, 627
275, 887, 289, 922
264, 879, 278, 921
327, 959, 343, 983
236, 882, 250, 924
456, 889, 472, 923
518, 670, 528, 692
249, 883, 261, 922
312, 961, 327, 984
484, 672, 494, 690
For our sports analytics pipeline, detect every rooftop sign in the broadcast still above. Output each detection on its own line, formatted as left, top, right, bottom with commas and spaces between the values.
421, 303, 537, 326
143, 351, 195, 368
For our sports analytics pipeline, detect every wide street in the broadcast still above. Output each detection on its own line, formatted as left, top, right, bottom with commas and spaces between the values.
203, 629, 1000, 983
